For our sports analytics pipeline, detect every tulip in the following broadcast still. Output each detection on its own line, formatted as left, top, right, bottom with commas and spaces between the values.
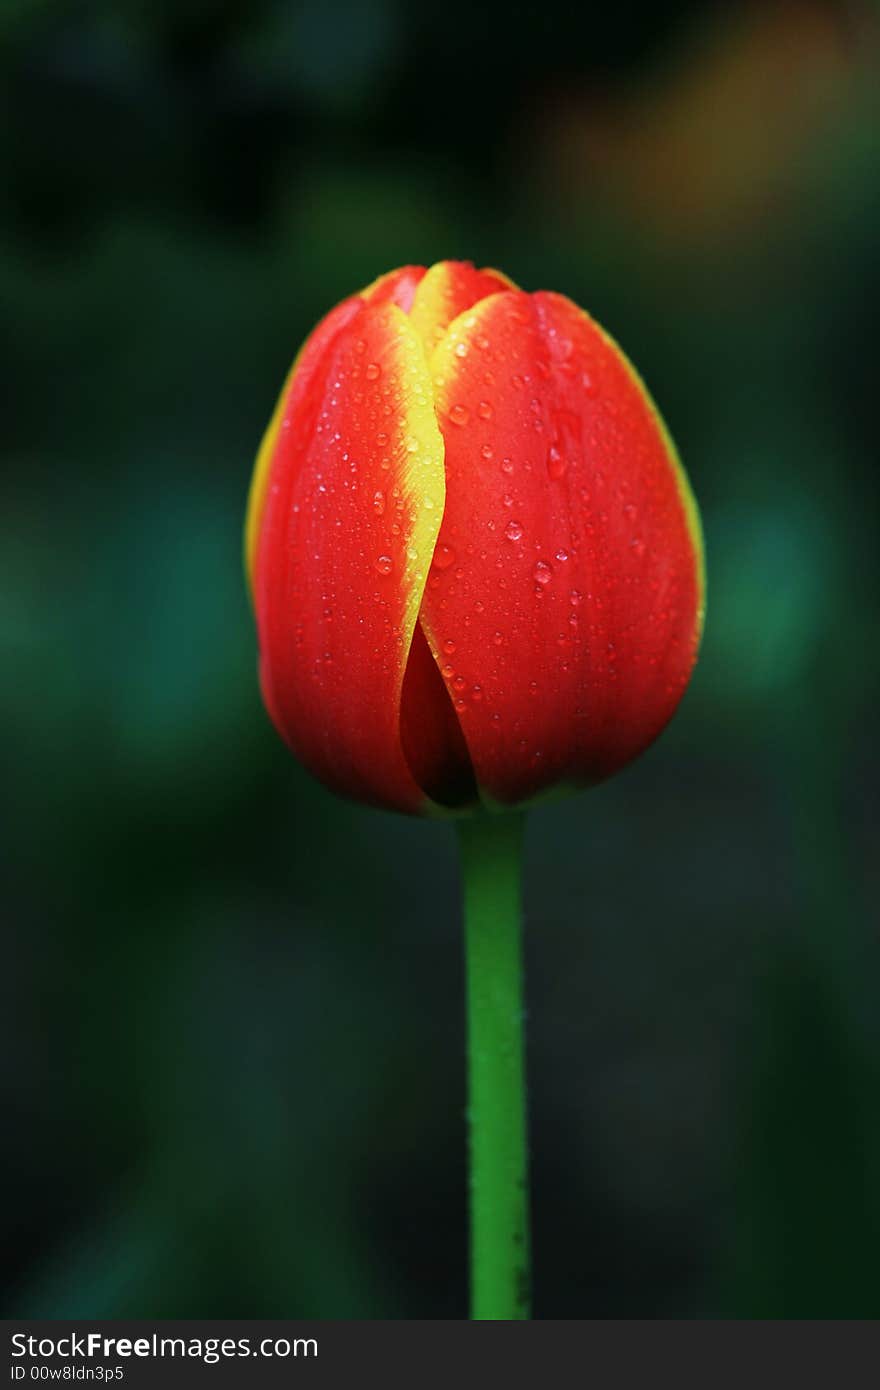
245, 261, 704, 1321
246, 261, 704, 816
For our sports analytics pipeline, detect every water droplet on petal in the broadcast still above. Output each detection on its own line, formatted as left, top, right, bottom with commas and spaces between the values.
505, 520, 523, 542
365, 362, 381, 381
449, 403, 470, 426
546, 444, 567, 480
555, 548, 569, 563
454, 342, 469, 358
442, 639, 456, 656
533, 560, 553, 586
630, 538, 646, 558
481, 443, 494, 461
372, 490, 385, 515
433, 543, 456, 570
477, 400, 494, 420
375, 554, 393, 576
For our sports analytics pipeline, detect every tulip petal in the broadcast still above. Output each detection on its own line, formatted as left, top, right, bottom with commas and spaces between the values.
409, 261, 517, 354
246, 269, 429, 591
360, 264, 428, 313
252, 297, 449, 813
420, 289, 704, 806
245, 294, 363, 594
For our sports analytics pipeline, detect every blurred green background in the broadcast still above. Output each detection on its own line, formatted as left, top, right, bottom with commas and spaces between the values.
3, 0, 880, 1318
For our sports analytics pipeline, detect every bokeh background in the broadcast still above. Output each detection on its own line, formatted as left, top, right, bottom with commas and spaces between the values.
3, 0, 880, 1318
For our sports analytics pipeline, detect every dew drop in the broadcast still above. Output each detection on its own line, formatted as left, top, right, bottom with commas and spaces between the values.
546, 444, 567, 480
555, 548, 569, 563
442, 639, 456, 656
505, 520, 523, 542
501, 457, 514, 475
372, 490, 385, 516
471, 684, 483, 702
492, 631, 503, 646
569, 589, 582, 605
433, 543, 456, 570
375, 554, 393, 576
365, 362, 381, 381
630, 538, 646, 558
453, 675, 467, 693
533, 560, 553, 586
449, 403, 470, 426
454, 342, 469, 359
477, 400, 494, 420
480, 443, 494, 461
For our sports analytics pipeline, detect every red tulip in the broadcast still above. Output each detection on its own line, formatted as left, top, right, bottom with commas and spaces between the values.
246, 261, 704, 815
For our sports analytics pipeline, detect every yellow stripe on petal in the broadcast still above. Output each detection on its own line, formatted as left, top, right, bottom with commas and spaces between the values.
383, 305, 448, 641
244, 356, 299, 596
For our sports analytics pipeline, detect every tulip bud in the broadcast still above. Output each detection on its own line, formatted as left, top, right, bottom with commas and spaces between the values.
246, 261, 704, 814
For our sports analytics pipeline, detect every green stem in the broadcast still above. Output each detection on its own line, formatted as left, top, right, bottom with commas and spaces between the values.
457, 810, 530, 1320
